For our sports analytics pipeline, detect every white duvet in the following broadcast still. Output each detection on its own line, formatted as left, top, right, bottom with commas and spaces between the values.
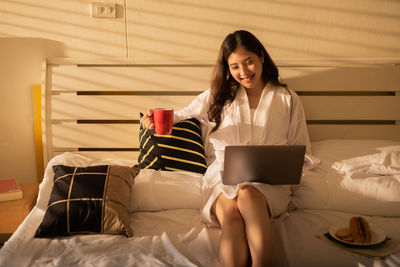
1, 139, 400, 267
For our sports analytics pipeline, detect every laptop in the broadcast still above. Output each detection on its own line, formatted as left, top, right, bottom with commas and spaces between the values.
222, 145, 306, 185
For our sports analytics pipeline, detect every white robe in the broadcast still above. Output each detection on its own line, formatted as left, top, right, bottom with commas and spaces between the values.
175, 83, 319, 227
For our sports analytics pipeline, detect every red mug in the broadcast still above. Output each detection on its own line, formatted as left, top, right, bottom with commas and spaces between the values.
153, 108, 174, 135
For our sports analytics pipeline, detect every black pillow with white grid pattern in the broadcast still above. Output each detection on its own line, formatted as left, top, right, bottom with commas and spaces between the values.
35, 165, 108, 237
34, 164, 137, 238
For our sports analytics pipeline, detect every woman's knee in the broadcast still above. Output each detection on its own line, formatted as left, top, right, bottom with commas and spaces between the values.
237, 186, 267, 211
215, 197, 243, 225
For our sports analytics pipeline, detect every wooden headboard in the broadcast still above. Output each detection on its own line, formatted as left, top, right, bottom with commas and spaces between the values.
41, 58, 400, 166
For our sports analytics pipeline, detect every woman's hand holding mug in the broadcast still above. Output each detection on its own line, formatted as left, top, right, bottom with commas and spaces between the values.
141, 109, 155, 130
141, 108, 174, 135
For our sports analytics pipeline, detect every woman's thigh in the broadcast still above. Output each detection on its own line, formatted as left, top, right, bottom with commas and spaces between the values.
244, 183, 291, 219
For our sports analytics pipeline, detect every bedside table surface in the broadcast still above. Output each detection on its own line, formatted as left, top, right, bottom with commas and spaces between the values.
0, 183, 39, 233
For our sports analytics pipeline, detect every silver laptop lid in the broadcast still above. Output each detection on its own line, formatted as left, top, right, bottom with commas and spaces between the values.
222, 145, 306, 185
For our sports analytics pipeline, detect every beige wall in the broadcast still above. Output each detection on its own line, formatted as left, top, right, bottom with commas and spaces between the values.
1, 0, 399, 183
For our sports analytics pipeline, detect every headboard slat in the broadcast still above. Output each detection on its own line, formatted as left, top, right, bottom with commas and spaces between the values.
50, 66, 212, 92
281, 66, 400, 92
308, 125, 400, 141
52, 124, 140, 148
77, 91, 203, 95
301, 95, 400, 120
52, 95, 196, 120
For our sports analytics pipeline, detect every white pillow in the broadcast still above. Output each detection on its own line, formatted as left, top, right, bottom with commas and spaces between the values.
130, 169, 202, 212
37, 153, 202, 214
291, 139, 400, 216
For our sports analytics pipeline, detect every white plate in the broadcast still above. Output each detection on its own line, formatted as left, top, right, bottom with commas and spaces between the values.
329, 223, 386, 246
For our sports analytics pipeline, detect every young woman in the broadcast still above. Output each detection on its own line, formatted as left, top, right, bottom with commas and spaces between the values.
141, 30, 319, 267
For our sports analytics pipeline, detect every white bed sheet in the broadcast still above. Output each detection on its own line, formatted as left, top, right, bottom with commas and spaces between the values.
2, 207, 400, 267
0, 208, 220, 267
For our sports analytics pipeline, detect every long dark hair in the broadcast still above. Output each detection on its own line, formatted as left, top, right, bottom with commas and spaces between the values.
208, 30, 285, 133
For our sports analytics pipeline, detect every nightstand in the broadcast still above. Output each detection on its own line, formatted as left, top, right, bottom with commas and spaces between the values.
0, 183, 39, 235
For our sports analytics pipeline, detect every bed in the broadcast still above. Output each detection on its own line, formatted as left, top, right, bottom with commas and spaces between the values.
0, 58, 399, 267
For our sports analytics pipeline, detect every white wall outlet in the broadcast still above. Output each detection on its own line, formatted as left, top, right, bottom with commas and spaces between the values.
91, 2, 116, 18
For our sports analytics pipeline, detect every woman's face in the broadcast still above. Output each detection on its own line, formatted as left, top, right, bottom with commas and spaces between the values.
227, 45, 265, 91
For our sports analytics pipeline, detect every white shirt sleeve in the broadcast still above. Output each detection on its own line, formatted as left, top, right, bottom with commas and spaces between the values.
287, 90, 320, 169
174, 89, 211, 124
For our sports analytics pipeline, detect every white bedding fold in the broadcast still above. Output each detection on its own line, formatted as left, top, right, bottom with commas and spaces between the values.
332, 145, 400, 202
333, 146, 400, 175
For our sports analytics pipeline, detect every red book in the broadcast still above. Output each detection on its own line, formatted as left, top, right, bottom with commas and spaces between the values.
0, 178, 23, 202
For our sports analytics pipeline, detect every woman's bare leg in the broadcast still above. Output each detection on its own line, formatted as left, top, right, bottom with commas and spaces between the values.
237, 186, 272, 267
212, 194, 249, 267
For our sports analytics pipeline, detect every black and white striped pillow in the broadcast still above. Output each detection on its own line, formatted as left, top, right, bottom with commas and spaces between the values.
136, 117, 207, 174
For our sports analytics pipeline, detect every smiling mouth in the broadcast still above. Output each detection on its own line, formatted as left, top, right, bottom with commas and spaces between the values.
241, 74, 255, 83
